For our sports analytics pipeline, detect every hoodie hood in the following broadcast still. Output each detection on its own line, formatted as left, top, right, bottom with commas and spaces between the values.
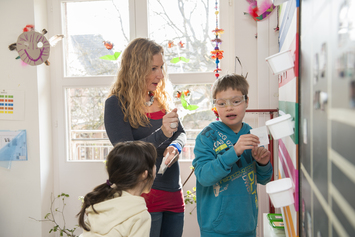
85, 191, 148, 235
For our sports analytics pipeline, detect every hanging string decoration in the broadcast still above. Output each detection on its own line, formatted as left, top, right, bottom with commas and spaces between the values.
168, 41, 194, 111
246, 0, 275, 22
274, 5, 280, 31
211, 0, 225, 120
211, 0, 224, 79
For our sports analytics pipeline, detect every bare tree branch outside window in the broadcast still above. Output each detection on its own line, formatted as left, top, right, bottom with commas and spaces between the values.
149, 0, 216, 73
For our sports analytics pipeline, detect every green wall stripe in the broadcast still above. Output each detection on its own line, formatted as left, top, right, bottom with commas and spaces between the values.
278, 101, 299, 144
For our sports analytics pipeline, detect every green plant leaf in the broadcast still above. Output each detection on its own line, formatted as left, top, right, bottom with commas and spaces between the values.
100, 51, 121, 60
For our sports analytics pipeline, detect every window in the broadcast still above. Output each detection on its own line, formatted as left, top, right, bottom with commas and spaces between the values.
54, 0, 233, 161
66, 88, 111, 160
148, 0, 217, 73
63, 0, 129, 76
172, 83, 215, 160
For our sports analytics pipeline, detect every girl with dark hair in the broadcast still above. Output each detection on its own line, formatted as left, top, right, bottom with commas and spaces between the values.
77, 141, 157, 237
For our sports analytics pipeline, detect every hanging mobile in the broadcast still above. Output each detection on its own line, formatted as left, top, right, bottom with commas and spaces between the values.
211, 0, 224, 119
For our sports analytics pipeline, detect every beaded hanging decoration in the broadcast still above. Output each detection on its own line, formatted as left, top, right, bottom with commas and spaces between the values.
211, 0, 224, 120
211, 0, 224, 80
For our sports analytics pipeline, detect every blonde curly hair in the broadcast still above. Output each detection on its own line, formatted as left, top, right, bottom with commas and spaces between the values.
108, 38, 170, 128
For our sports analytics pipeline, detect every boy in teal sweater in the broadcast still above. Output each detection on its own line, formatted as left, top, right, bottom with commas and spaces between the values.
193, 74, 273, 237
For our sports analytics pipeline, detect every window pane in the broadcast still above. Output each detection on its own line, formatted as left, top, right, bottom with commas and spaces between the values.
62, 1, 129, 77
148, 0, 217, 73
66, 87, 111, 161
66, 84, 214, 161
172, 84, 215, 160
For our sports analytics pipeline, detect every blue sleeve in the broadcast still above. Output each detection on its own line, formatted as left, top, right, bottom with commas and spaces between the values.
169, 121, 187, 152
255, 161, 273, 185
193, 132, 242, 187
104, 95, 169, 147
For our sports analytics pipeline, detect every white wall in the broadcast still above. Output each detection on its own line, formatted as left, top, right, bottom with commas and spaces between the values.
180, 161, 199, 237
0, 0, 54, 236
0, 0, 279, 237
233, 1, 279, 237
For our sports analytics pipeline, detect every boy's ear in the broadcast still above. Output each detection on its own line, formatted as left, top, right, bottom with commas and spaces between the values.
245, 97, 249, 108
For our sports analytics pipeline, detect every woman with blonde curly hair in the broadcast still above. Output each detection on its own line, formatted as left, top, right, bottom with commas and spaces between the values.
104, 38, 186, 237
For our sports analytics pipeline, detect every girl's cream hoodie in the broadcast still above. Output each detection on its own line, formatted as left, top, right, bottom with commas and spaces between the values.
81, 191, 151, 237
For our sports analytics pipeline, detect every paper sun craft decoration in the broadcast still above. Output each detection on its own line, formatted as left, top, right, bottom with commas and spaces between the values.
8, 25, 64, 66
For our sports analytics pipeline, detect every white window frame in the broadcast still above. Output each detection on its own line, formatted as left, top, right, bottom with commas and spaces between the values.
48, 0, 236, 163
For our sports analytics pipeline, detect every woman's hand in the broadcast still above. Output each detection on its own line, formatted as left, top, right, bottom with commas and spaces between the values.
163, 146, 179, 167
252, 146, 270, 165
161, 108, 179, 138
233, 134, 260, 156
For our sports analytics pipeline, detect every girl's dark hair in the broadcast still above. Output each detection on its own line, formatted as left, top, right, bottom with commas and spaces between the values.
77, 141, 157, 231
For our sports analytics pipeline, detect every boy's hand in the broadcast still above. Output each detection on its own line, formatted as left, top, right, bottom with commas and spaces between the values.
233, 134, 260, 156
252, 146, 270, 165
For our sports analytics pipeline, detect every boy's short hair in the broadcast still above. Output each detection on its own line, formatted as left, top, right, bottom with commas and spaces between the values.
211, 73, 249, 99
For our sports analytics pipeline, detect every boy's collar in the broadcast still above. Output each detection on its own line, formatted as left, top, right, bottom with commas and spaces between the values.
214, 120, 245, 133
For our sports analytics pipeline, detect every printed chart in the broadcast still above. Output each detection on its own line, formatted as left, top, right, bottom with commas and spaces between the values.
0, 90, 24, 120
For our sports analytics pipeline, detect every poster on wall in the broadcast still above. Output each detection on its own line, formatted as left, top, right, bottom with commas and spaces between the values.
0, 130, 27, 161
0, 89, 25, 121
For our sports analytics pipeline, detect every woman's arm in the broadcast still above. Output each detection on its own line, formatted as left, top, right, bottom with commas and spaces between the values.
104, 95, 168, 147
